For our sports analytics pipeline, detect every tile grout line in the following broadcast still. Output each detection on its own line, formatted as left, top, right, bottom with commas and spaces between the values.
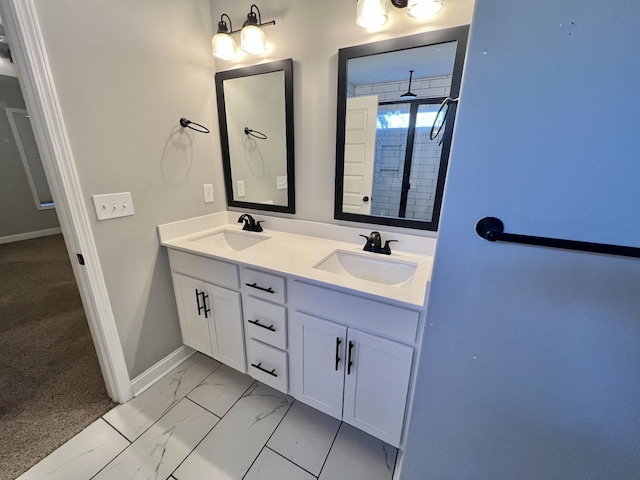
316, 420, 344, 479
100, 417, 132, 444
89, 398, 188, 480
89, 359, 221, 480
101, 356, 221, 443
240, 396, 296, 480
171, 379, 259, 478
265, 445, 319, 479
183, 396, 222, 420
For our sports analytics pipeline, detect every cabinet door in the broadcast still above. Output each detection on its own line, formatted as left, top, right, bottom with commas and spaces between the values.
172, 273, 212, 356
204, 283, 246, 373
343, 329, 413, 448
289, 312, 346, 419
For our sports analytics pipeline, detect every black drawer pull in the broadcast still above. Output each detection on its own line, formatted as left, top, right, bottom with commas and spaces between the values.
195, 289, 204, 316
251, 362, 277, 377
245, 282, 275, 294
202, 293, 210, 318
335, 337, 342, 371
248, 318, 276, 332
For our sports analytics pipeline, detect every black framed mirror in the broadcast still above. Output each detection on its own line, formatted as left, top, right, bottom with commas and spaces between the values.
334, 26, 469, 230
216, 59, 295, 213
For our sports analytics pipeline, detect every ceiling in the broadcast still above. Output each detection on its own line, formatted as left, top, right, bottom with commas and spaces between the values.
348, 41, 457, 86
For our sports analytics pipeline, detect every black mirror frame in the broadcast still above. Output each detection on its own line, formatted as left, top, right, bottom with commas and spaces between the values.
334, 26, 469, 231
215, 58, 295, 214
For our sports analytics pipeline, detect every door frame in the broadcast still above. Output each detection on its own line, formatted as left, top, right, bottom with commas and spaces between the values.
1, 0, 133, 403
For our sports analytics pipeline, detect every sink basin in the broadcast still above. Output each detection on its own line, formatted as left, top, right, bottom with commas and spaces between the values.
314, 250, 418, 286
188, 230, 269, 251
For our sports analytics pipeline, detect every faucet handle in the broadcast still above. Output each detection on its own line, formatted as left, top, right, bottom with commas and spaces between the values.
359, 234, 370, 244
382, 240, 398, 254
255, 221, 265, 232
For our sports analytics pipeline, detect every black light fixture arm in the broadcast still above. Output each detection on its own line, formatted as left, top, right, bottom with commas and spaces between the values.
476, 216, 640, 259
224, 4, 275, 34
217, 13, 233, 33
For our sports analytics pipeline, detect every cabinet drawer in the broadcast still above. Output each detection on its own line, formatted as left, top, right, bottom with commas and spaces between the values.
245, 296, 287, 350
168, 249, 239, 289
291, 281, 419, 344
243, 268, 286, 304
247, 339, 288, 393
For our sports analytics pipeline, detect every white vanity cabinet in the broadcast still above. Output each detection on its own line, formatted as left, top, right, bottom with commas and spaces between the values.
289, 281, 418, 448
169, 250, 246, 373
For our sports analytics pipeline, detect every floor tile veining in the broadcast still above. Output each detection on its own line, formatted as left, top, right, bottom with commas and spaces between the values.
18, 352, 397, 480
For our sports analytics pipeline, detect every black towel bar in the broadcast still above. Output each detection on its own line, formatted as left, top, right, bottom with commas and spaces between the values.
475, 217, 640, 259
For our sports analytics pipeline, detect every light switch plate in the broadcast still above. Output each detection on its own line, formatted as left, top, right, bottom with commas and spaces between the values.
203, 184, 214, 203
92, 192, 134, 221
237, 180, 246, 197
277, 176, 288, 190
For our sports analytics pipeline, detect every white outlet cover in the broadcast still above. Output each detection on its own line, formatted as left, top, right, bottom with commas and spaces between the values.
92, 192, 134, 221
277, 176, 288, 190
203, 184, 214, 203
237, 180, 246, 197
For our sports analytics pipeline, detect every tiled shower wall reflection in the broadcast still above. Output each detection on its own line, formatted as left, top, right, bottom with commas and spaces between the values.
350, 76, 452, 220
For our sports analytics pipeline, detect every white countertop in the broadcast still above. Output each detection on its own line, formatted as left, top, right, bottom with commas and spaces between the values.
158, 213, 433, 307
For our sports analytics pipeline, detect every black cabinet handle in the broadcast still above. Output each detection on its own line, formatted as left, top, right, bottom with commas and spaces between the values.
335, 337, 342, 371
251, 362, 277, 377
248, 318, 276, 332
362, 196, 369, 202
347, 341, 354, 375
202, 293, 210, 319
245, 282, 275, 294
195, 289, 203, 316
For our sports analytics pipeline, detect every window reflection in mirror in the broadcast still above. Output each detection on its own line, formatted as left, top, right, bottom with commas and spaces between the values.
335, 27, 469, 231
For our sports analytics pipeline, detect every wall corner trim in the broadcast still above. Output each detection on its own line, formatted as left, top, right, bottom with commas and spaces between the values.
131, 345, 196, 397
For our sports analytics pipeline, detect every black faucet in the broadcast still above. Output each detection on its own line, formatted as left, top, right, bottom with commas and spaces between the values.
359, 231, 398, 255
237, 214, 264, 232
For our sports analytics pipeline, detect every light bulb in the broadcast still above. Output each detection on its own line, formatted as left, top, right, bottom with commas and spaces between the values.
356, 0, 388, 29
407, 0, 444, 19
212, 33, 236, 60
241, 25, 266, 55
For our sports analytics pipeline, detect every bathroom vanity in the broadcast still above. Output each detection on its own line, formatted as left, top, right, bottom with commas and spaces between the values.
158, 212, 433, 448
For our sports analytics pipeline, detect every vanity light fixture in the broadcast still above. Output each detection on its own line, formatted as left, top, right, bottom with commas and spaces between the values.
211, 5, 276, 60
212, 14, 237, 60
407, 0, 444, 19
356, 0, 444, 29
356, 0, 389, 29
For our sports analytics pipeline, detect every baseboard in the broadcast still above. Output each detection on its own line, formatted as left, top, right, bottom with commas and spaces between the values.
0, 227, 62, 245
131, 345, 196, 397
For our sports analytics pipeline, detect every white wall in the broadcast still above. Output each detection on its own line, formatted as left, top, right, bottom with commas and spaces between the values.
31, 0, 225, 377
211, 0, 474, 235
402, 1, 640, 478
0, 74, 59, 238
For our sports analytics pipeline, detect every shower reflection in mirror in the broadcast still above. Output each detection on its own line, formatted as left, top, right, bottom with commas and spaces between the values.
335, 26, 469, 231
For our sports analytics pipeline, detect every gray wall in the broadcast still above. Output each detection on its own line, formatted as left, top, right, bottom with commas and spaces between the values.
402, 0, 640, 478
0, 74, 59, 238
32, 0, 225, 378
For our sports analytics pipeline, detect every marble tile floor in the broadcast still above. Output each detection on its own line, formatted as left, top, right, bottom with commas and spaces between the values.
17, 353, 398, 480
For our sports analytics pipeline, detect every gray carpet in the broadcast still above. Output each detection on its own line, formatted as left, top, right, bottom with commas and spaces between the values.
0, 234, 116, 480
